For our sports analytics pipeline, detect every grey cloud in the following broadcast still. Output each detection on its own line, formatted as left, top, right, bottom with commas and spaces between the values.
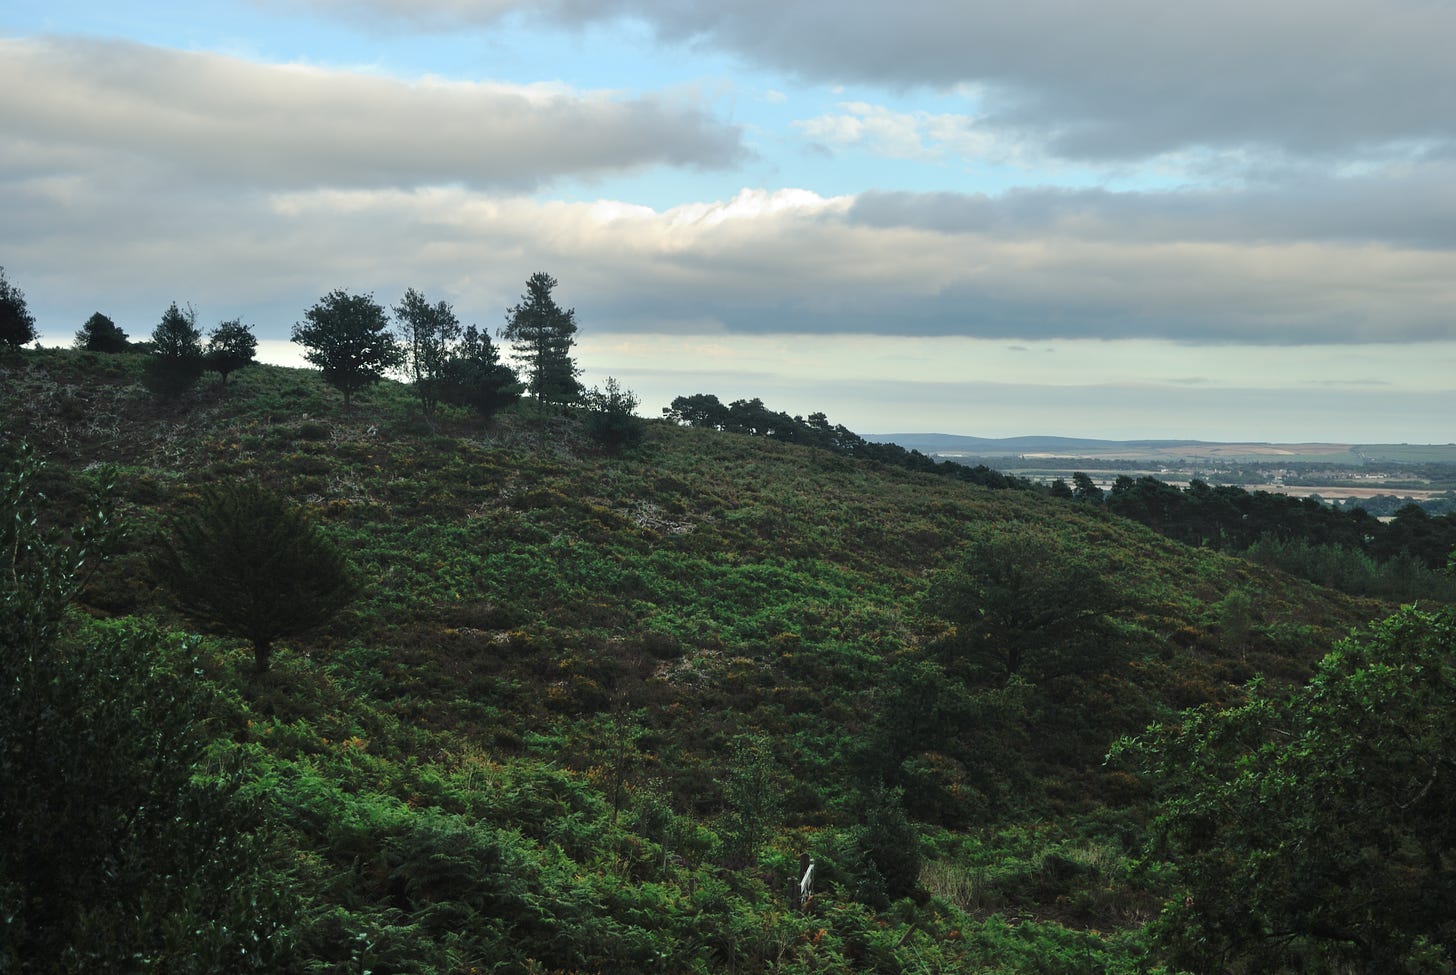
295, 0, 1456, 163
0, 36, 745, 193
8, 174, 1455, 350
848, 168, 1456, 250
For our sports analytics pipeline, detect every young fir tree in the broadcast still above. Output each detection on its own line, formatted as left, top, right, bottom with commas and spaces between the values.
582, 377, 645, 453
500, 272, 580, 411
440, 324, 522, 421
143, 301, 206, 400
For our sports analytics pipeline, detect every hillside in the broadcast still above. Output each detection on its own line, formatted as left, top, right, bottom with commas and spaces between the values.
0, 349, 1403, 973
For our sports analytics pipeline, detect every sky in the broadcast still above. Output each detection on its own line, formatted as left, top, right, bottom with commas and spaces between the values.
4, 0, 1455, 443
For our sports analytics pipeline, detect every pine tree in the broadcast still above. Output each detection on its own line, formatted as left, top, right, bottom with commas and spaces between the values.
500, 272, 580, 410
152, 481, 358, 673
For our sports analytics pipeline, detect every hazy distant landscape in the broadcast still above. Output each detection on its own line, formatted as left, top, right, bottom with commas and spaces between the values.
870, 433, 1456, 509
870, 433, 1456, 465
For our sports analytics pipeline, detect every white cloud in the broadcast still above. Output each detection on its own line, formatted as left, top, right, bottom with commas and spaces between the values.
794, 102, 1030, 165
0, 35, 745, 193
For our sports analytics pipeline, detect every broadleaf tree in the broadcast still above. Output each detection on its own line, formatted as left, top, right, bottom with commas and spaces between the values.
205, 317, 258, 385
1122, 606, 1456, 972
0, 266, 38, 351
292, 289, 403, 407
500, 271, 580, 410
394, 287, 462, 425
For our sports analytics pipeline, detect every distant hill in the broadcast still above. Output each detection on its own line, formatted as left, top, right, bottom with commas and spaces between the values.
866, 433, 1456, 465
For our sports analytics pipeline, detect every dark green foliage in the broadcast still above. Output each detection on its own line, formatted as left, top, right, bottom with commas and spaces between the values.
582, 376, 645, 452
864, 658, 1035, 824
394, 287, 462, 424
666, 391, 1040, 491
1246, 534, 1456, 602
1072, 471, 1103, 502
438, 324, 521, 420
1374, 502, 1456, 568
75, 311, 129, 352
0, 266, 38, 350
143, 301, 206, 399
1101, 474, 1456, 598
0, 443, 116, 659
0, 449, 292, 970
926, 525, 1123, 681
722, 734, 783, 866
843, 784, 921, 907
1126, 606, 1456, 972
153, 480, 358, 672
292, 289, 404, 406
205, 317, 258, 384
663, 392, 730, 428
1, 622, 295, 972
500, 271, 580, 409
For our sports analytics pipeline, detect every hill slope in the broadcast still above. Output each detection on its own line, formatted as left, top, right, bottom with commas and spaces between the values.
1, 349, 1392, 973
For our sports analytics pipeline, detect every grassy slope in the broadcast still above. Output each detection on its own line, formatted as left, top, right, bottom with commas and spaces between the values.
1, 348, 1390, 973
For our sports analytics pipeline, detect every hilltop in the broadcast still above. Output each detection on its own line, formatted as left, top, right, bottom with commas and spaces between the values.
0, 349, 1408, 973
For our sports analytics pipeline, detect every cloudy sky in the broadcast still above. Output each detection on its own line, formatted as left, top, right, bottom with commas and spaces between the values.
5, 0, 1455, 442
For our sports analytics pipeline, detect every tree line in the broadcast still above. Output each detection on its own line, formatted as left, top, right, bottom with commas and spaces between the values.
2, 266, 644, 450
666, 392, 1456, 598
663, 393, 1037, 492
